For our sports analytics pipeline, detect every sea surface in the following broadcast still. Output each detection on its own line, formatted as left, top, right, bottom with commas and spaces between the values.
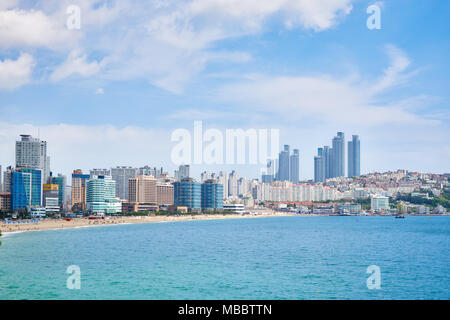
0, 216, 449, 300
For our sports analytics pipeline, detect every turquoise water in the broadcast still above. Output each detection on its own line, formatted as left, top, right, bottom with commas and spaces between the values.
0, 216, 449, 300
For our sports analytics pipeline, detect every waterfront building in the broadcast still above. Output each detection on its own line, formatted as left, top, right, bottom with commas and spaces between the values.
51, 174, 66, 210
11, 168, 42, 211
201, 179, 224, 210
348, 135, 361, 178
371, 195, 389, 211
86, 175, 121, 215
0, 193, 11, 211
15, 134, 50, 183
43, 184, 60, 214
223, 203, 245, 214
128, 175, 157, 204
156, 183, 174, 205
173, 178, 201, 210
111, 166, 138, 200
71, 170, 90, 211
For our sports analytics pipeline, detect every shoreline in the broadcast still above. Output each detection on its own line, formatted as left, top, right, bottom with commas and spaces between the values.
0, 213, 293, 236
1, 213, 448, 236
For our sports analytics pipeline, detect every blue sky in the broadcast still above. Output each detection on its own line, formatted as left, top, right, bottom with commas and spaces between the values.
0, 0, 449, 181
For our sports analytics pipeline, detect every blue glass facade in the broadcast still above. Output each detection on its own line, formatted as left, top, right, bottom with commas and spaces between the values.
201, 181, 224, 210
11, 171, 29, 211
11, 168, 42, 211
174, 179, 201, 209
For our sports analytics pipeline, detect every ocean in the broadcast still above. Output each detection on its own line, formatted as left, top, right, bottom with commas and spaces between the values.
0, 216, 449, 300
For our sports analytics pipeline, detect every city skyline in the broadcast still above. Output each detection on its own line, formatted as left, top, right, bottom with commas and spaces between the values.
0, 1, 449, 180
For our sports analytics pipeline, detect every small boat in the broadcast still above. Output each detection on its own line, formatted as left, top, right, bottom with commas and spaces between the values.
395, 214, 405, 219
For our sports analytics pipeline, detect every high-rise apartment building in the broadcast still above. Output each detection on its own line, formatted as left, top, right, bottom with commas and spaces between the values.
314, 148, 325, 182
111, 166, 138, 200
277, 145, 290, 181
11, 168, 42, 211
175, 165, 190, 181
15, 134, 50, 183
331, 132, 345, 178
156, 183, 174, 205
128, 175, 157, 204
290, 149, 300, 183
348, 135, 361, 178
71, 169, 90, 211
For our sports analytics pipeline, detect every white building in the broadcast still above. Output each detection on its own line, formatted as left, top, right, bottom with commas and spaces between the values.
15, 134, 50, 183
371, 195, 389, 211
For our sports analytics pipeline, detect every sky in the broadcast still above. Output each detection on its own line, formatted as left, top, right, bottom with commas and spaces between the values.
0, 0, 449, 182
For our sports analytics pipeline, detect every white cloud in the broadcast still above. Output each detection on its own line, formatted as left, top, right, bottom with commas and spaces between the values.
0, 0, 18, 10
95, 88, 104, 95
0, 9, 74, 49
0, 0, 356, 92
50, 50, 105, 82
218, 46, 436, 126
0, 53, 35, 90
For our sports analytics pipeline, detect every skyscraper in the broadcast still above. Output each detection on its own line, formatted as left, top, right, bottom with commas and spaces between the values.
15, 134, 50, 183
348, 135, 361, 178
314, 148, 325, 182
331, 132, 345, 178
11, 168, 42, 211
277, 145, 290, 181
323, 146, 331, 179
71, 169, 90, 211
111, 166, 138, 200
175, 165, 190, 181
290, 149, 300, 183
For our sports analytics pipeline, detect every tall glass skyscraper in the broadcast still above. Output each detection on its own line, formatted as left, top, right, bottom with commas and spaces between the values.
277, 145, 290, 182
11, 168, 42, 211
348, 135, 361, 177
314, 148, 325, 182
331, 132, 345, 178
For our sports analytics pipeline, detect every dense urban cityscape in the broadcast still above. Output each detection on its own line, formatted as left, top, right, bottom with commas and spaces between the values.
0, 133, 448, 218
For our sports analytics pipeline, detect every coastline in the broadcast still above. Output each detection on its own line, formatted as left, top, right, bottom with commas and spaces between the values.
0, 213, 294, 235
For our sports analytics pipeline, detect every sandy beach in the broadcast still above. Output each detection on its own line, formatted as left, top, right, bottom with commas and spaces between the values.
0, 213, 292, 234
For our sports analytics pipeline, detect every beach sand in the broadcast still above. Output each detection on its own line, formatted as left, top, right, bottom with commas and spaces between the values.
0, 213, 292, 234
